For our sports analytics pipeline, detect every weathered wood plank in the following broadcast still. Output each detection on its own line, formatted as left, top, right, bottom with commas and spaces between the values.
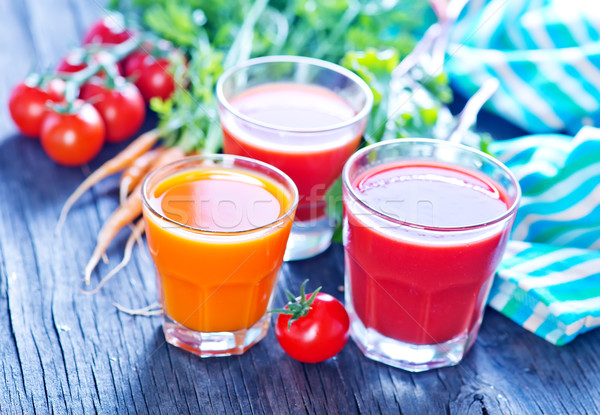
0, 0, 37, 132
21, 0, 81, 70
0, 1, 80, 412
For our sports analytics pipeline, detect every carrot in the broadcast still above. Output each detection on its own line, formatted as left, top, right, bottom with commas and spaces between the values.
81, 219, 145, 295
119, 147, 164, 205
83, 146, 186, 285
113, 301, 162, 316
56, 128, 161, 235
84, 182, 143, 285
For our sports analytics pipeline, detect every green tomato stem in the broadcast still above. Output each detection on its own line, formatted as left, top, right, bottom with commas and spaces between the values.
269, 280, 322, 330
63, 35, 142, 102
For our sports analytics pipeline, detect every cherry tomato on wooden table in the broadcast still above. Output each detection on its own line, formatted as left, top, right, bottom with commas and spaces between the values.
124, 50, 179, 101
9, 78, 66, 137
273, 281, 350, 363
79, 77, 145, 143
82, 14, 132, 45
40, 100, 105, 166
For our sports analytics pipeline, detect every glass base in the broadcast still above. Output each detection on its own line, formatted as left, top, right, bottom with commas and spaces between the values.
163, 313, 270, 357
284, 216, 334, 261
347, 301, 479, 372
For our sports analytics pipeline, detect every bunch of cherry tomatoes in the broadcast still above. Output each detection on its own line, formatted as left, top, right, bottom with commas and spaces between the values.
8, 15, 183, 167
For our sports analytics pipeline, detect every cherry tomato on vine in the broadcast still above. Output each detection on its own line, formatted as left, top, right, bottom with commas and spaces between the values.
8, 79, 66, 138
82, 14, 132, 45
45, 78, 67, 101
40, 100, 105, 166
57, 50, 123, 75
124, 50, 178, 101
79, 77, 145, 143
57, 49, 87, 73
273, 281, 350, 363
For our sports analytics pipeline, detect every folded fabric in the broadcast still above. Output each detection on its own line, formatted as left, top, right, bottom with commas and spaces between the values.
490, 241, 600, 345
446, 0, 600, 134
488, 126, 600, 344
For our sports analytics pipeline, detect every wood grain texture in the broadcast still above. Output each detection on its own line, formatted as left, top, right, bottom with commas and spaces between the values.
1, 1, 600, 414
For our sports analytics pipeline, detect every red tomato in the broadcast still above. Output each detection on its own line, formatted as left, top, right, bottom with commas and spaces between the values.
45, 78, 67, 101
275, 291, 350, 363
57, 49, 87, 73
79, 78, 145, 143
124, 50, 177, 101
57, 50, 123, 75
40, 101, 105, 166
82, 14, 132, 45
8, 79, 66, 138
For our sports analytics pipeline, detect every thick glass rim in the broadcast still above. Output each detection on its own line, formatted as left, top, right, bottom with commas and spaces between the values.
215, 55, 374, 133
342, 138, 522, 232
142, 154, 299, 235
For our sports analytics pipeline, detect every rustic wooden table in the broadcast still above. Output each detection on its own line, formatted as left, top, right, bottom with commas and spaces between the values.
1, 1, 599, 414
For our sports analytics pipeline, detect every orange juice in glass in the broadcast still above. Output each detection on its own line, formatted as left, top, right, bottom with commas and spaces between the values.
142, 155, 298, 356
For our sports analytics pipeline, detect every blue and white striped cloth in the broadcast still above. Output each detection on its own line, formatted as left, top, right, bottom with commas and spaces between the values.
446, 0, 600, 134
488, 126, 600, 345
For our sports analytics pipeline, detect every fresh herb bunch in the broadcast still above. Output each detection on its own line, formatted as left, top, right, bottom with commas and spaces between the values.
109, 0, 436, 154
111, 0, 432, 60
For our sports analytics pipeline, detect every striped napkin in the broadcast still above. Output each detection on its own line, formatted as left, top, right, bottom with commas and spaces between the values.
488, 126, 600, 345
446, 0, 600, 134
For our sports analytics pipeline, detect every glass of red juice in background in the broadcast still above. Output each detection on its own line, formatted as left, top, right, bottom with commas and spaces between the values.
216, 56, 373, 261
342, 139, 521, 371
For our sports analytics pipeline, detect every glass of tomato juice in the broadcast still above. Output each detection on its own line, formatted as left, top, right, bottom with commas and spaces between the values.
142, 155, 298, 357
216, 56, 373, 261
342, 139, 521, 371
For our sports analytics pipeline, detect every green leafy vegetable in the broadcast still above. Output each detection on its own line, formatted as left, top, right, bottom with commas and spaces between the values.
110, 0, 435, 154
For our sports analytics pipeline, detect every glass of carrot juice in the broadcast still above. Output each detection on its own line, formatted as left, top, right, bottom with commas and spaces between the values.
342, 139, 521, 371
216, 55, 373, 261
142, 155, 298, 357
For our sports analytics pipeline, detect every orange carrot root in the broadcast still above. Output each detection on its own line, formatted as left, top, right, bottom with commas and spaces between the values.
113, 301, 162, 316
83, 146, 186, 285
56, 128, 161, 235
84, 183, 144, 285
119, 147, 164, 205
81, 219, 145, 295
119, 179, 132, 207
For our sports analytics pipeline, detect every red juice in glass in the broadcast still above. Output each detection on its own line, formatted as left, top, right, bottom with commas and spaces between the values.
342, 140, 520, 372
222, 83, 360, 221
217, 56, 373, 260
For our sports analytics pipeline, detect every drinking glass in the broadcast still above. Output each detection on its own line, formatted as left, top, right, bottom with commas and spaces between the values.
342, 139, 520, 371
217, 55, 373, 260
142, 155, 298, 357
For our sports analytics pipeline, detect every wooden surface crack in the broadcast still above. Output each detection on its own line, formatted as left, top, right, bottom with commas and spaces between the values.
29, 328, 50, 413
